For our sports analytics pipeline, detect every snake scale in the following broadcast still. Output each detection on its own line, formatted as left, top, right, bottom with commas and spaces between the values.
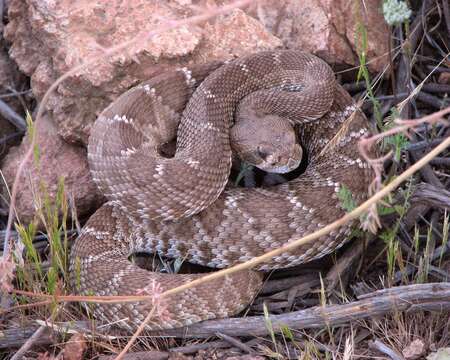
70, 50, 374, 331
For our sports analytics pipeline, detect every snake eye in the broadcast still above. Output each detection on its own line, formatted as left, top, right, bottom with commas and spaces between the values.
257, 147, 269, 160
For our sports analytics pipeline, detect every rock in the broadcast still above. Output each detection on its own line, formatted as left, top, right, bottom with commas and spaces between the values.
3, 0, 280, 222
200, 9, 282, 61
0, 114, 103, 225
5, 1, 281, 144
251, 0, 389, 73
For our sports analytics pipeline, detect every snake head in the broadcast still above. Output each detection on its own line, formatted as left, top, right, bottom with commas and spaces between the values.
230, 108, 303, 174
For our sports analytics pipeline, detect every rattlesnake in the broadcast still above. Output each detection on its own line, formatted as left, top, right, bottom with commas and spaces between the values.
70, 50, 374, 331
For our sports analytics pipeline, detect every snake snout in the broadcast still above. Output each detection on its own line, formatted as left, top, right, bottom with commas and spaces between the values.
287, 157, 301, 169
260, 146, 303, 174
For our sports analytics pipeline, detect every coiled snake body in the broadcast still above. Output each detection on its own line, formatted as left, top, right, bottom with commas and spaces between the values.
70, 50, 374, 330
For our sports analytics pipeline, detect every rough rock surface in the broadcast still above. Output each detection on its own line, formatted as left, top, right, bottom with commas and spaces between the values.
1, 114, 103, 224
3, 0, 281, 221
253, 0, 389, 73
5, 1, 281, 144
4, 0, 389, 144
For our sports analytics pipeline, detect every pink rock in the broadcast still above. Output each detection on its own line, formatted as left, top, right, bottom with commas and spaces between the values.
1, 114, 103, 225
3, 0, 281, 222
252, 0, 389, 73
5, 1, 281, 144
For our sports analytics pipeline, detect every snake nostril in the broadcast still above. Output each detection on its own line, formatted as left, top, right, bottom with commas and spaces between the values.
257, 147, 268, 160
268, 156, 279, 166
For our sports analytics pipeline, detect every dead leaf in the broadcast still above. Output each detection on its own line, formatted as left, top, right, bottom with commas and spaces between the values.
403, 339, 425, 360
